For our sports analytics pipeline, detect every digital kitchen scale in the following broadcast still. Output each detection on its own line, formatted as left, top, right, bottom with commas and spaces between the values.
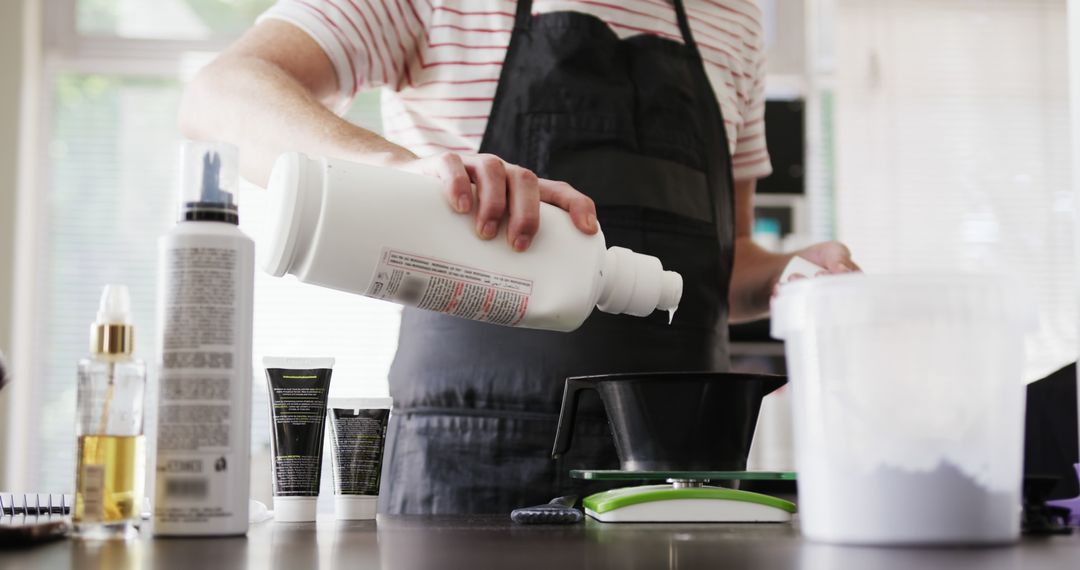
571, 470, 797, 523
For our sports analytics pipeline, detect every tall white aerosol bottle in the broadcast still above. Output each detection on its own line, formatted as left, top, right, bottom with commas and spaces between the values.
153, 141, 254, 536
256, 152, 683, 331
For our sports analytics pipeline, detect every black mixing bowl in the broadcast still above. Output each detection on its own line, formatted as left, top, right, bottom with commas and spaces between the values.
551, 372, 786, 471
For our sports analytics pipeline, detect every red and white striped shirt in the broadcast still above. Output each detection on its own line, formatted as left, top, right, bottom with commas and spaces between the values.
260, 0, 772, 180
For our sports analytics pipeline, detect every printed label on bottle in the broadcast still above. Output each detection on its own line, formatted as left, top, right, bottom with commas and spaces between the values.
81, 464, 105, 522
365, 248, 533, 326
330, 408, 389, 496
156, 245, 237, 524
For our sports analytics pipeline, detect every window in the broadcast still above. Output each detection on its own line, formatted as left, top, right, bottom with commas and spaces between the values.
78, 0, 273, 40
829, 0, 1074, 382
14, 0, 399, 497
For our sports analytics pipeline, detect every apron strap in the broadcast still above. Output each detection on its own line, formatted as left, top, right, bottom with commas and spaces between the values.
517, 0, 697, 50
515, 0, 534, 30
672, 0, 700, 57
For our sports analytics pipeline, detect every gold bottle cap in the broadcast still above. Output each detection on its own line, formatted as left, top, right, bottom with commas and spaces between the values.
92, 323, 134, 355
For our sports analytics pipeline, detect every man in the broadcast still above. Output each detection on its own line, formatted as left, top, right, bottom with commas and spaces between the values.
180, 0, 857, 513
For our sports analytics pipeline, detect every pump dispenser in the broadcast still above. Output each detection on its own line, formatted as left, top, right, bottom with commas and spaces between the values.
256, 152, 684, 332
75, 284, 146, 540
91, 285, 134, 355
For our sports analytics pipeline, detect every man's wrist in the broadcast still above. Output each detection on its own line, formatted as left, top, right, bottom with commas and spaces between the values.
332, 128, 417, 168
346, 149, 414, 168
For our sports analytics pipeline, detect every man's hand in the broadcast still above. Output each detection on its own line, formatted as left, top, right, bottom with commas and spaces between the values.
788, 241, 860, 278
399, 153, 598, 252
772, 241, 861, 297
730, 177, 862, 320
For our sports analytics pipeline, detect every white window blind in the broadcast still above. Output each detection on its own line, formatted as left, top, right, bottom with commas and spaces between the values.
77, 0, 272, 40
832, 0, 1074, 382
37, 74, 181, 494
24, 1, 399, 494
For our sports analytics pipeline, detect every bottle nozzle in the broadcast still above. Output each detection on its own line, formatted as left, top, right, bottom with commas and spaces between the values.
179, 140, 240, 224
596, 247, 683, 318
657, 271, 682, 311
96, 284, 132, 325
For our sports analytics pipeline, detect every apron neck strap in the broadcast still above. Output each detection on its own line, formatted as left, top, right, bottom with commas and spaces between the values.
672, 0, 700, 56
516, 0, 698, 53
515, 0, 533, 30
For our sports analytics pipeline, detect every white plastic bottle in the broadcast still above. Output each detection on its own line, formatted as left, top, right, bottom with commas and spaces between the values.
256, 152, 683, 331
153, 141, 254, 536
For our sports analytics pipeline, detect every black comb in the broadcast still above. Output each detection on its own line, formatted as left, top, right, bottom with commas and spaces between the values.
511, 495, 583, 524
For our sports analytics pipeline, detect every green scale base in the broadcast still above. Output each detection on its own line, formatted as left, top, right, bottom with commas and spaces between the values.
571, 470, 797, 524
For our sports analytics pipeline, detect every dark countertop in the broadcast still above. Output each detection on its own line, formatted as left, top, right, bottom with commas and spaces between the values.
3, 515, 1079, 570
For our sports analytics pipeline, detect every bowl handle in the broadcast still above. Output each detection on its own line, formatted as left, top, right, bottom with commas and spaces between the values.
551, 377, 599, 460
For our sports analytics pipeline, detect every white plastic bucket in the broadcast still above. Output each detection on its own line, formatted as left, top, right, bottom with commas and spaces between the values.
772, 274, 1034, 545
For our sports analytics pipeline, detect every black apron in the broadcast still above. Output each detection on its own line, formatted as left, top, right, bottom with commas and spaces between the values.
380, 0, 736, 514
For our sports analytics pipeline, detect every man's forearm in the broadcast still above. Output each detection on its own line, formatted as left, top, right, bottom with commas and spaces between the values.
728, 236, 791, 323
178, 55, 412, 186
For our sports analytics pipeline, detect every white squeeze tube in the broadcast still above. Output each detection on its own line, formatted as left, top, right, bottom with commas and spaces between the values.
153, 141, 254, 536
254, 152, 683, 332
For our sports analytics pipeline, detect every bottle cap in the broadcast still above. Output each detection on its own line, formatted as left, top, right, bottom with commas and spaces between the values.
91, 284, 134, 355
335, 495, 378, 520
179, 140, 240, 224
258, 152, 309, 277
596, 247, 683, 318
273, 497, 317, 523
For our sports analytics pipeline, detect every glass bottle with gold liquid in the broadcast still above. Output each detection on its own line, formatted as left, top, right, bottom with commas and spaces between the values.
75, 284, 146, 539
